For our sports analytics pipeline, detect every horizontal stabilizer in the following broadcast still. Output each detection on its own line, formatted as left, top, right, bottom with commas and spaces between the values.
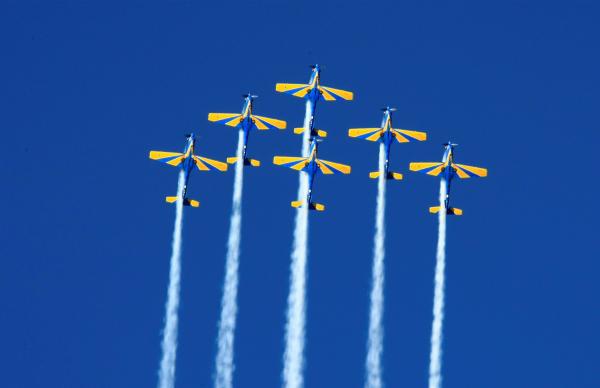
369, 171, 380, 179
294, 127, 327, 138
429, 206, 462, 216
387, 172, 403, 180
291, 201, 303, 208
227, 157, 260, 167
245, 158, 260, 167
309, 202, 325, 211
165, 196, 200, 207
184, 199, 200, 208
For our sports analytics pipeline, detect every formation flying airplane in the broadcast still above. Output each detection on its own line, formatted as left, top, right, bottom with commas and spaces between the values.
149, 133, 228, 207
273, 137, 351, 211
348, 107, 427, 180
276, 65, 353, 136
207, 94, 287, 167
410, 142, 487, 215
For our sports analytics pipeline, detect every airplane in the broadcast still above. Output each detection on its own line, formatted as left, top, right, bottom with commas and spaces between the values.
207, 94, 287, 167
348, 107, 427, 180
409, 142, 487, 216
273, 137, 351, 211
148, 133, 228, 207
275, 64, 353, 135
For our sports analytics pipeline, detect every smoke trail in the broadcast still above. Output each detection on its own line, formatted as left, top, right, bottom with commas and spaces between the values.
428, 179, 448, 388
158, 171, 186, 388
283, 99, 313, 388
214, 130, 245, 388
365, 143, 387, 388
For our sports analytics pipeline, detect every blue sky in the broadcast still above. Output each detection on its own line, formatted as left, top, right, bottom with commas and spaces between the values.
1, 1, 599, 387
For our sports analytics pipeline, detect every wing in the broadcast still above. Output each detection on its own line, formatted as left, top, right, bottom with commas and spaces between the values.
319, 86, 354, 101
273, 156, 309, 171
149, 151, 185, 166
208, 113, 243, 127
409, 162, 446, 176
391, 128, 427, 143
275, 83, 312, 98
317, 159, 352, 175
452, 163, 488, 178
192, 155, 228, 172
348, 128, 382, 141
251, 115, 287, 130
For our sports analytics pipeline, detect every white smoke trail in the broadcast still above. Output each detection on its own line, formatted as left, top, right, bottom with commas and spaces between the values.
428, 179, 448, 388
158, 170, 186, 388
214, 130, 245, 388
365, 143, 387, 388
283, 99, 313, 388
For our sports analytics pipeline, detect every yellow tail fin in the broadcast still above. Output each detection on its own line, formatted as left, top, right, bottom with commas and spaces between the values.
291, 201, 303, 208
369, 171, 380, 179
166, 196, 178, 203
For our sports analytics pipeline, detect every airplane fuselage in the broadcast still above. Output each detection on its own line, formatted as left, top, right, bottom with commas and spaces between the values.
180, 136, 196, 199
379, 109, 395, 175
440, 145, 456, 210
304, 139, 320, 205
238, 97, 255, 160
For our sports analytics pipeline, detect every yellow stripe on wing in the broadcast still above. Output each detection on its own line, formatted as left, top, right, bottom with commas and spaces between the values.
393, 129, 427, 141
149, 151, 185, 166
348, 128, 382, 141
208, 113, 243, 127
253, 115, 287, 129
453, 163, 488, 178
321, 86, 354, 101
318, 159, 351, 174
193, 155, 228, 171
273, 156, 309, 171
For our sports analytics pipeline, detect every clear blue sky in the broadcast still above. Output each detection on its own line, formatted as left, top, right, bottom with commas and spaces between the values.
1, 1, 598, 387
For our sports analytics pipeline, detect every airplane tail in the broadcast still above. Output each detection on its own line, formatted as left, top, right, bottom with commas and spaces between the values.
291, 200, 325, 211
294, 127, 328, 138
166, 196, 200, 208
429, 206, 462, 216
369, 171, 403, 180
226, 157, 260, 167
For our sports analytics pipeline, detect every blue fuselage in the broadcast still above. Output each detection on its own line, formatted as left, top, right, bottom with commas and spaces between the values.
180, 136, 196, 198
379, 109, 395, 175
303, 139, 321, 204
440, 145, 456, 209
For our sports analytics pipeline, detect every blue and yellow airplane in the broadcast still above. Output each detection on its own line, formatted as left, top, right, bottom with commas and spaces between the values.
149, 133, 228, 207
348, 107, 427, 180
273, 137, 351, 211
409, 142, 487, 216
275, 64, 354, 106
207, 94, 287, 167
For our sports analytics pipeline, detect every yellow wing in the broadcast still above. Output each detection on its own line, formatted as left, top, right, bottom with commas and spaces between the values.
149, 151, 185, 166
453, 163, 488, 178
193, 155, 228, 172
208, 113, 243, 127
275, 83, 312, 98
273, 156, 309, 171
317, 159, 352, 175
251, 115, 287, 130
409, 162, 446, 176
320, 86, 354, 101
348, 128, 382, 141
392, 129, 427, 142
